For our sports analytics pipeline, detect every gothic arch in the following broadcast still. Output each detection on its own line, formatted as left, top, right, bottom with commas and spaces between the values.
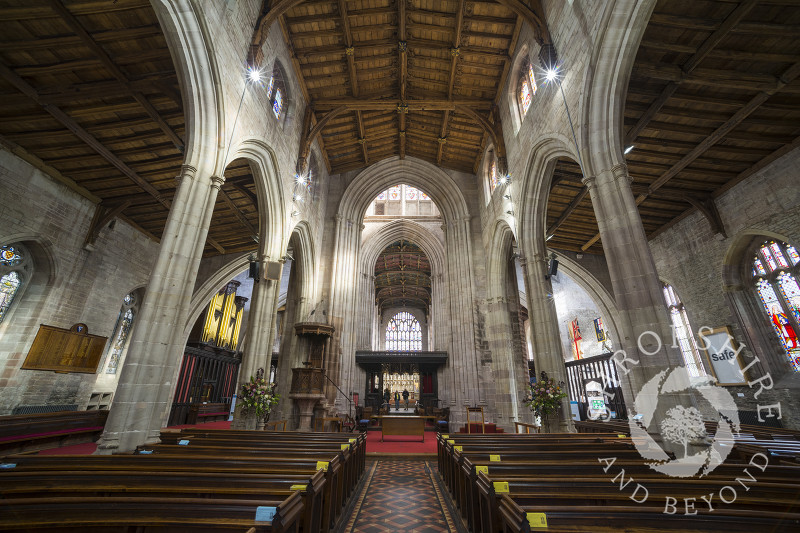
581, 0, 656, 177
151, 0, 224, 176
359, 220, 445, 279
183, 253, 250, 338
338, 156, 469, 224
486, 220, 516, 300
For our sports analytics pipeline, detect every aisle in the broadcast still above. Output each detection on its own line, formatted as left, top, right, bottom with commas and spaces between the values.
342, 460, 461, 533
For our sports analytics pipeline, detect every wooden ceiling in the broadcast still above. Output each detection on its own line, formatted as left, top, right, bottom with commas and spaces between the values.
281, 0, 523, 174
547, 0, 800, 254
374, 240, 431, 312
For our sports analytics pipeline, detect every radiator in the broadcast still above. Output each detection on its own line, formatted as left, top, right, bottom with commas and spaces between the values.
12, 404, 79, 415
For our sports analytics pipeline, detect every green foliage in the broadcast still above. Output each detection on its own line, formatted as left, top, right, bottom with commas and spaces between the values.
524, 376, 567, 417
239, 369, 279, 420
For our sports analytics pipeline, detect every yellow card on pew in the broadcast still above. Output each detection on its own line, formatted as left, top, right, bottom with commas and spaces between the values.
441, 434, 449, 439
447, 439, 455, 445
489, 454, 501, 462
454, 445, 463, 452
527, 512, 548, 528
349, 438, 357, 443
493, 481, 509, 493
618, 434, 626, 438
290, 484, 307, 491
341, 444, 350, 450
475, 465, 489, 475
316, 461, 329, 472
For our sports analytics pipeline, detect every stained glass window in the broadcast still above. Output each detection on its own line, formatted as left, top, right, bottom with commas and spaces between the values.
376, 190, 387, 201
266, 76, 274, 99
490, 160, 498, 191
519, 79, 532, 115
528, 61, 537, 97
1, 245, 22, 267
420, 190, 429, 201
273, 89, 282, 119
753, 240, 800, 372
0, 271, 21, 325
406, 186, 418, 201
389, 186, 401, 201
385, 311, 422, 352
106, 293, 137, 374
662, 282, 705, 377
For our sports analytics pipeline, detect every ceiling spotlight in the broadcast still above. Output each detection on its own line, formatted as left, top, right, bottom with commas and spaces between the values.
624, 145, 634, 154
546, 234, 553, 241
291, 210, 300, 217
503, 194, 512, 199
247, 67, 262, 83
545, 68, 558, 82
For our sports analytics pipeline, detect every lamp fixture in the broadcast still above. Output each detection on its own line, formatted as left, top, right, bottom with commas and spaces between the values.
624, 145, 634, 154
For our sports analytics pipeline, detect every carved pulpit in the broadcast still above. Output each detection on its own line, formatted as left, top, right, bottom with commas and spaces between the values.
289, 322, 335, 431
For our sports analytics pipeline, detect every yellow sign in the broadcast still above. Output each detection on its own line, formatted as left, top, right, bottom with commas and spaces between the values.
454, 445, 463, 452
289, 484, 307, 491
316, 461, 329, 472
447, 439, 455, 445
527, 512, 548, 528
341, 444, 350, 450
490, 454, 501, 462
617, 434, 626, 438
349, 438, 356, 443
493, 481, 509, 493
441, 434, 449, 439
475, 465, 489, 475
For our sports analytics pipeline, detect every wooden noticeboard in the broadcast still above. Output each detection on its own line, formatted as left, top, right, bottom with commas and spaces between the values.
22, 323, 107, 373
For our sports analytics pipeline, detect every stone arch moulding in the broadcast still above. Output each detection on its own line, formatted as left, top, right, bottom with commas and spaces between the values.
183, 252, 250, 339
227, 138, 288, 260
581, 0, 656, 177
506, 41, 532, 133
152, 0, 224, 177
550, 251, 624, 348
486, 220, 516, 300
516, 136, 575, 259
286, 220, 319, 320
0, 233, 58, 286
339, 156, 469, 224
359, 219, 445, 280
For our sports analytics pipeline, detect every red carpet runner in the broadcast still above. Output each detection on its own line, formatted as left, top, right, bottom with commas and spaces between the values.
342, 460, 458, 532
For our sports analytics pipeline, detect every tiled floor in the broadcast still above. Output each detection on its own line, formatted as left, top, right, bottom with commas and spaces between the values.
342, 460, 460, 533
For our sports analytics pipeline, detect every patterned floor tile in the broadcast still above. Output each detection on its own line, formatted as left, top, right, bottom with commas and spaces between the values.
345, 460, 457, 533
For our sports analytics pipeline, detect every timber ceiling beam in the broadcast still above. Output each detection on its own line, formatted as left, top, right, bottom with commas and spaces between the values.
219, 188, 259, 242
248, 0, 306, 66
547, 186, 589, 239
583, 60, 800, 251
311, 99, 491, 111
398, 0, 407, 160
625, 0, 759, 146
437, 0, 466, 166
83, 200, 132, 247
45, 0, 184, 152
336, 0, 368, 166
496, 0, 551, 45
0, 62, 170, 211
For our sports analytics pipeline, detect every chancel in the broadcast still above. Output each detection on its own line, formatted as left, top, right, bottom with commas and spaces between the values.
1, 0, 800, 531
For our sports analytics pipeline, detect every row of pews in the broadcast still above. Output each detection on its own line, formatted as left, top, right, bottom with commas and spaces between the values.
437, 430, 800, 532
0, 410, 109, 454
0, 427, 366, 532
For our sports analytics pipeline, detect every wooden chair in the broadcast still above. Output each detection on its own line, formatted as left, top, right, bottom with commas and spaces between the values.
466, 406, 485, 434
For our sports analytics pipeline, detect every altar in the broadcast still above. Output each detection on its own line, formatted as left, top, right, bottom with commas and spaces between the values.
376, 415, 434, 442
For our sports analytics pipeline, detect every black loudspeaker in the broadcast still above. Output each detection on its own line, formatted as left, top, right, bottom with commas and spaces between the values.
248, 261, 260, 283
265, 261, 282, 281
549, 258, 559, 277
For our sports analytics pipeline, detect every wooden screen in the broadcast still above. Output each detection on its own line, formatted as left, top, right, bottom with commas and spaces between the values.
22, 324, 107, 373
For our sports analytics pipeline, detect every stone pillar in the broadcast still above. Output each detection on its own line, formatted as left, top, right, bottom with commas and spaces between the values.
231, 257, 283, 429
97, 165, 222, 453
519, 253, 573, 432
582, 163, 683, 399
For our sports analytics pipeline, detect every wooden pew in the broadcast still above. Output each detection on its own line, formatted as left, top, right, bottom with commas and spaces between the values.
187, 402, 230, 424
0, 410, 108, 454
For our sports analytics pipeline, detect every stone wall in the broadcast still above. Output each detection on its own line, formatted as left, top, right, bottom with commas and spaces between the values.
551, 271, 613, 360
0, 147, 158, 414
649, 147, 800, 428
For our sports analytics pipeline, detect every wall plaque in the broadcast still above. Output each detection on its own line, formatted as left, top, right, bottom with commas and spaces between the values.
698, 325, 747, 386
22, 323, 107, 373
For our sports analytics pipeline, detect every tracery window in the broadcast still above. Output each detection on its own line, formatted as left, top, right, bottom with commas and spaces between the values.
105, 292, 138, 374
385, 311, 422, 352
0, 244, 28, 326
752, 240, 800, 372
662, 282, 705, 377
517, 61, 537, 117
489, 158, 498, 192
265, 63, 288, 121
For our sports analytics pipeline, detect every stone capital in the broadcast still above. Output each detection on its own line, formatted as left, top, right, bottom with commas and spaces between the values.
210, 175, 225, 190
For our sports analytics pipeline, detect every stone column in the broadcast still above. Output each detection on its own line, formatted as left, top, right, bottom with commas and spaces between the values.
231, 257, 283, 429
519, 253, 573, 432
582, 163, 683, 399
97, 165, 222, 453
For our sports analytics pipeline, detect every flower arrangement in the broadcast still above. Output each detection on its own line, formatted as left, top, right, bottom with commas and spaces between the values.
239, 368, 279, 420
523, 372, 567, 418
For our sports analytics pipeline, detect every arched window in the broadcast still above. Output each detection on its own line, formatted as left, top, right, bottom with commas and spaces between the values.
105, 292, 138, 374
662, 282, 705, 377
0, 244, 29, 325
385, 311, 422, 351
517, 60, 537, 117
489, 156, 498, 192
266, 63, 288, 121
752, 240, 800, 372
